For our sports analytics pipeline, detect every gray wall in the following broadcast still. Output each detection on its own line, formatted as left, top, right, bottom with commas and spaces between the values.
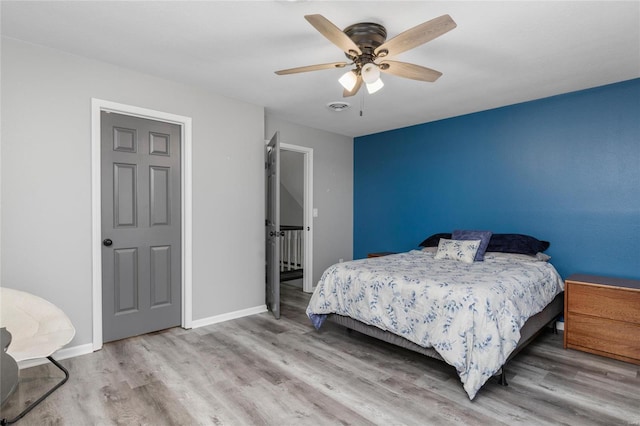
265, 115, 353, 285
280, 184, 303, 227
1, 38, 266, 347
280, 150, 304, 227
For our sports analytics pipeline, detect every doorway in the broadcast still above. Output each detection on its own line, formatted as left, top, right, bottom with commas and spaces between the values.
91, 99, 193, 350
280, 143, 313, 293
265, 138, 314, 319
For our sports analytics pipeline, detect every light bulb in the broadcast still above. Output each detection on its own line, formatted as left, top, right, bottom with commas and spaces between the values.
361, 63, 380, 84
338, 70, 357, 91
366, 78, 384, 94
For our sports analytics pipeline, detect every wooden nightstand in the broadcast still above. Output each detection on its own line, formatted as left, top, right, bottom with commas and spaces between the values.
564, 274, 640, 365
367, 252, 396, 258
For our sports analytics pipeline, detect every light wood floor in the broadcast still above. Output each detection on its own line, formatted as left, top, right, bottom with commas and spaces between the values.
2, 284, 639, 425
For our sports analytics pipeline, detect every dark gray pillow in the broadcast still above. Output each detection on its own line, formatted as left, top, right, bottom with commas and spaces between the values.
486, 234, 550, 255
418, 233, 452, 247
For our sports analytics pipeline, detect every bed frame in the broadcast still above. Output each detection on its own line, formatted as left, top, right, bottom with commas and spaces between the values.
327, 291, 564, 387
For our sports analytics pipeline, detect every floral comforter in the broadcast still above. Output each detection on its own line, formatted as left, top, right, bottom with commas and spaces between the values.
306, 250, 564, 399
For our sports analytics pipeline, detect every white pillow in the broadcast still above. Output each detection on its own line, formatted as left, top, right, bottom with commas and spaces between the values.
434, 238, 481, 264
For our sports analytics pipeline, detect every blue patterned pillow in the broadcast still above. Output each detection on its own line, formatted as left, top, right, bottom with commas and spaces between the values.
434, 238, 481, 264
452, 230, 492, 261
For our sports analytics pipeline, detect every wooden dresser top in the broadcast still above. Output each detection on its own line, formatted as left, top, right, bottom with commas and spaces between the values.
566, 274, 640, 290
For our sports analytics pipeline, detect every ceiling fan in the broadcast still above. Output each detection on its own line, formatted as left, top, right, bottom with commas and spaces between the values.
275, 14, 457, 97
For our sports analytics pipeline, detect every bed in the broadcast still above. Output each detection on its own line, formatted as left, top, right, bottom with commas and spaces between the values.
306, 232, 565, 400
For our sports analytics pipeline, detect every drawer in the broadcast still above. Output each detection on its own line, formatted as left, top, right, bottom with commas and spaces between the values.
566, 314, 640, 362
566, 283, 640, 324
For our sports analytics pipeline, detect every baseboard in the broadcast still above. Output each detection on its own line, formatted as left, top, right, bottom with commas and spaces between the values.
15, 306, 268, 369
190, 304, 268, 329
17, 343, 94, 370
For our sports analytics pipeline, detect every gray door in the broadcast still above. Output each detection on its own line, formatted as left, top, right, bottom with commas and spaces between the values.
266, 132, 281, 319
101, 112, 181, 342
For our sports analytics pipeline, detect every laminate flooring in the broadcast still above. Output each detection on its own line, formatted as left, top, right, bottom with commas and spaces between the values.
1, 284, 639, 425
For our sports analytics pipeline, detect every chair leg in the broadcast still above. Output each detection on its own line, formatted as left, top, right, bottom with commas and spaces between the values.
1, 356, 69, 425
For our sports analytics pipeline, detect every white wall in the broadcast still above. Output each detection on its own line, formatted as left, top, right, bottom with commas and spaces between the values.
265, 115, 353, 285
1, 38, 265, 347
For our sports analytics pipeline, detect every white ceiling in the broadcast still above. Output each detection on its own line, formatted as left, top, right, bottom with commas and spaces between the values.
2, 1, 639, 137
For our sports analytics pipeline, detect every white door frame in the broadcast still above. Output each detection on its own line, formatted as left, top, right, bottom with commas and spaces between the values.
280, 143, 314, 293
91, 98, 193, 351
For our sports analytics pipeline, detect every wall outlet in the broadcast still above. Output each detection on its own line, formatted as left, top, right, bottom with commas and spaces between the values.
339, 258, 344, 263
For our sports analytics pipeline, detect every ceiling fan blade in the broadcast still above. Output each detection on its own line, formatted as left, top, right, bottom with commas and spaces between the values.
275, 62, 348, 75
375, 14, 456, 58
305, 14, 362, 56
343, 75, 363, 97
379, 60, 442, 82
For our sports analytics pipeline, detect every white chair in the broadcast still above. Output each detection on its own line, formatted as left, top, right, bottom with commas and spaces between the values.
0, 287, 75, 425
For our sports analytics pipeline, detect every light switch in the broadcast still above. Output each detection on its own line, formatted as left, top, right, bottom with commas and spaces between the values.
313, 208, 318, 217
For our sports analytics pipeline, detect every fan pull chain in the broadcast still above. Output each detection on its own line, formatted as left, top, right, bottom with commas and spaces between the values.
360, 92, 364, 117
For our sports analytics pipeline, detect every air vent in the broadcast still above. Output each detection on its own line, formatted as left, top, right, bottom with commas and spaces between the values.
326, 102, 350, 112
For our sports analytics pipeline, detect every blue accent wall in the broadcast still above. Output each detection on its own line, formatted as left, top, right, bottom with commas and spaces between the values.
354, 79, 640, 279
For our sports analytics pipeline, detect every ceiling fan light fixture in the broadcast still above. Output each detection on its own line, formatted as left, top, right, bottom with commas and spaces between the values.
276, 14, 457, 97
361, 62, 380, 84
366, 78, 384, 94
338, 70, 358, 91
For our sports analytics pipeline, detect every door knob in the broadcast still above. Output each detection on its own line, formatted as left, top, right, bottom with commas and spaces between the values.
103, 238, 113, 247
